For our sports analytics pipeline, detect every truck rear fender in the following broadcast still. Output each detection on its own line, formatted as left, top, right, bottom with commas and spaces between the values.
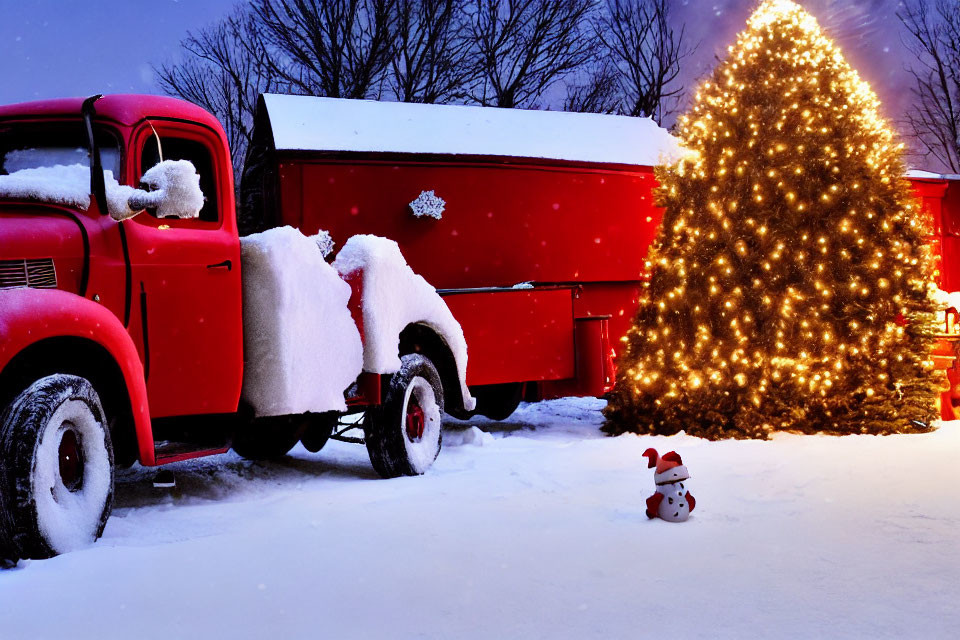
0, 288, 155, 466
398, 322, 470, 419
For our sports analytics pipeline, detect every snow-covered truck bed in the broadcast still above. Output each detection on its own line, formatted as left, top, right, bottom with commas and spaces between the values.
243, 95, 683, 417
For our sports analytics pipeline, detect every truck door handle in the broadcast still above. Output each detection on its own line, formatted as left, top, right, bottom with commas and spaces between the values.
207, 260, 232, 271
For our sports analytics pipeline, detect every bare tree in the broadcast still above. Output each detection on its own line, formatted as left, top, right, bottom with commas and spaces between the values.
155, 8, 284, 177
387, 0, 473, 103
899, 0, 960, 172
596, 0, 694, 123
468, 0, 594, 108
564, 63, 621, 114
253, 0, 397, 100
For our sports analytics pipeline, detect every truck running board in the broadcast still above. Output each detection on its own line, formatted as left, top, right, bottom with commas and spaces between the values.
154, 441, 231, 465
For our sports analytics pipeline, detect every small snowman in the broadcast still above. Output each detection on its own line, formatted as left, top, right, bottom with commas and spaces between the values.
642, 448, 695, 522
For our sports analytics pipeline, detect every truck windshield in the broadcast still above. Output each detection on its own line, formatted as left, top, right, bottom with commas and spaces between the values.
0, 124, 120, 177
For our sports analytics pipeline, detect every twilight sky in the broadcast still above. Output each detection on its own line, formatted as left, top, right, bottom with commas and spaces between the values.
674, 0, 915, 130
0, 0, 918, 142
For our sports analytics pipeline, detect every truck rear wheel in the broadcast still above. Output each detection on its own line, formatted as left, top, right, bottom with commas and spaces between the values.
0, 375, 114, 560
471, 382, 523, 420
300, 412, 338, 453
364, 354, 444, 478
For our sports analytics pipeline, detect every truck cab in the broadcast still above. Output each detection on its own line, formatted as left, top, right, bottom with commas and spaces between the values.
0, 95, 244, 436
0, 95, 249, 560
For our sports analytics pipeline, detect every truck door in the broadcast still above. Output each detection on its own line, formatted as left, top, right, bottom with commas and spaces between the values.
123, 121, 243, 418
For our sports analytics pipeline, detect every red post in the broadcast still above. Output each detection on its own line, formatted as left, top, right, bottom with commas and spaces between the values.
574, 316, 614, 397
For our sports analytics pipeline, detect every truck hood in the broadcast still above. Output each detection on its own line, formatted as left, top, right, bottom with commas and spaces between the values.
0, 208, 87, 293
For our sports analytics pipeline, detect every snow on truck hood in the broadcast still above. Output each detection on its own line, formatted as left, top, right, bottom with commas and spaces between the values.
0, 164, 98, 211
262, 94, 685, 167
0, 161, 204, 221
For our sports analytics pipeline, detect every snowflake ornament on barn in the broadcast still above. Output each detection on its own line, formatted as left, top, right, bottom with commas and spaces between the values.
409, 190, 446, 220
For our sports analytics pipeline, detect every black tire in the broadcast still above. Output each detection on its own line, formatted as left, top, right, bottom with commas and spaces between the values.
471, 382, 523, 421
364, 354, 444, 478
300, 412, 338, 453
0, 375, 114, 560
231, 414, 303, 460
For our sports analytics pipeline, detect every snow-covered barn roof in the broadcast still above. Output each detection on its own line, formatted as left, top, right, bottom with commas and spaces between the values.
261, 94, 684, 167
906, 169, 960, 181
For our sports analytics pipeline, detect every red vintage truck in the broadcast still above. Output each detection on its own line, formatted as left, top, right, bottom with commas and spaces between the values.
0, 93, 676, 559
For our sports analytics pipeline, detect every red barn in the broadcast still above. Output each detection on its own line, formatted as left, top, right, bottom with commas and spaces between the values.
243, 95, 684, 415
909, 170, 960, 419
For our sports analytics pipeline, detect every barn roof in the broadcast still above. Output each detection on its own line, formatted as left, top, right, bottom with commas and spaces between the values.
907, 169, 960, 181
261, 94, 685, 167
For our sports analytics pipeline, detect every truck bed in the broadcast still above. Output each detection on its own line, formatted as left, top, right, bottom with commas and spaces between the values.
440, 287, 576, 386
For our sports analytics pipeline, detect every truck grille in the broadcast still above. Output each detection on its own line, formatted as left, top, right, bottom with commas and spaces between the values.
0, 258, 58, 290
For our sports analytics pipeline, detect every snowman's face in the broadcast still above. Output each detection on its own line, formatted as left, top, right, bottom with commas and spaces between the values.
657, 481, 691, 522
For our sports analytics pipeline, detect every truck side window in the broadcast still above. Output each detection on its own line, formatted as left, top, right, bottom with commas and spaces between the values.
140, 136, 219, 223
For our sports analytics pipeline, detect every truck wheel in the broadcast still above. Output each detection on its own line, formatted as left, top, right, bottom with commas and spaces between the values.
472, 382, 523, 421
364, 354, 444, 478
231, 415, 303, 460
300, 412, 338, 453
0, 375, 114, 559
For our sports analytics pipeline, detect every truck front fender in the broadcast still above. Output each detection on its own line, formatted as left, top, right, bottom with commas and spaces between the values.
0, 288, 155, 465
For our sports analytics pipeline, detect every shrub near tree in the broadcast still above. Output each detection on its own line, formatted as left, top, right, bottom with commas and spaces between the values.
604, 0, 940, 439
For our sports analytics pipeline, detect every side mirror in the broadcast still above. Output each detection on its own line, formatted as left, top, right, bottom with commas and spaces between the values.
109, 160, 204, 222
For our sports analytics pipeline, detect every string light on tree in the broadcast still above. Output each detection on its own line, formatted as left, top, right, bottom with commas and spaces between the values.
603, 0, 940, 439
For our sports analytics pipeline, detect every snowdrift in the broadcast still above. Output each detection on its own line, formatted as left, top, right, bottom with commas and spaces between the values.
240, 227, 363, 417
334, 235, 476, 412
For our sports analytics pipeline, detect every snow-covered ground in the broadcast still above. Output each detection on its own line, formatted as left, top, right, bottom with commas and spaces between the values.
1, 398, 958, 639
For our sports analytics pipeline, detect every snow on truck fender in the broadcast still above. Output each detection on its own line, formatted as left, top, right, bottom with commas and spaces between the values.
332, 234, 476, 412
239, 226, 363, 417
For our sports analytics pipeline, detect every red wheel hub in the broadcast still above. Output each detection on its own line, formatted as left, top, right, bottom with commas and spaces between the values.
406, 399, 426, 441
58, 427, 84, 492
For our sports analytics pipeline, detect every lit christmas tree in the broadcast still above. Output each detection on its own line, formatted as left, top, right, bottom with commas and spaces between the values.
604, 0, 940, 439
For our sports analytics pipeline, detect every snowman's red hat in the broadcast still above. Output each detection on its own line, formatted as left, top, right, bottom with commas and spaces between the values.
643, 448, 690, 485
